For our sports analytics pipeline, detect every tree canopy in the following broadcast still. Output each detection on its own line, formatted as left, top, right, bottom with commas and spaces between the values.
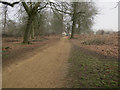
0, 0, 98, 43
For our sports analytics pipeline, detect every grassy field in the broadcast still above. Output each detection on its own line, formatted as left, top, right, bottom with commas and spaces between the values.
65, 45, 118, 88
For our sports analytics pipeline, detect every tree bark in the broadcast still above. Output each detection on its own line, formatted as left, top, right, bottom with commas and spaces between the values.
78, 23, 81, 34
23, 16, 33, 44
70, 16, 76, 39
31, 21, 35, 40
22, 2, 40, 44
70, 3, 77, 39
3, 5, 7, 33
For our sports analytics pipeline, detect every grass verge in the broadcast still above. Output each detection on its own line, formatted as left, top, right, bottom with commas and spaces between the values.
65, 45, 119, 88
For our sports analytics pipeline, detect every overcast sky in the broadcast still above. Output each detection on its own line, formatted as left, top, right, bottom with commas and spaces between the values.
93, 1, 118, 31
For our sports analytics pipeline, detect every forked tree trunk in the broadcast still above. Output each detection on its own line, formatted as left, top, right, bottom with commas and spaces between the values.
22, 2, 40, 44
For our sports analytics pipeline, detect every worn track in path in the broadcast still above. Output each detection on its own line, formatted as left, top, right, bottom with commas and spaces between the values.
3, 37, 71, 88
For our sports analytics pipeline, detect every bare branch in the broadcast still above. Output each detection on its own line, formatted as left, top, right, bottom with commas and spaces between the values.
50, 2, 71, 15
32, 2, 41, 11
0, 1, 19, 7
38, 2, 48, 11
22, 2, 30, 14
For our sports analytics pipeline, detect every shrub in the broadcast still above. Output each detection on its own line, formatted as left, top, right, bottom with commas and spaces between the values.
82, 39, 105, 45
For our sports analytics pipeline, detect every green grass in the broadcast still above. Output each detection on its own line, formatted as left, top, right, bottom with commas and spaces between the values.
65, 45, 118, 88
2, 50, 11, 60
12, 43, 23, 46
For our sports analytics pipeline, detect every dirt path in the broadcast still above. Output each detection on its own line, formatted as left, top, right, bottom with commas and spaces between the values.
2, 37, 71, 88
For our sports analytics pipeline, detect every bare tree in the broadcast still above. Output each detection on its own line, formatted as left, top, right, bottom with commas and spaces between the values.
0, 0, 98, 43
0, 1, 48, 44
3, 5, 8, 33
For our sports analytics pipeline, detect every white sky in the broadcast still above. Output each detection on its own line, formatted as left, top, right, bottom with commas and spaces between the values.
93, 1, 118, 31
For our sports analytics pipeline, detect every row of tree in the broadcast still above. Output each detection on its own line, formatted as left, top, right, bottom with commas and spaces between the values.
0, 0, 98, 44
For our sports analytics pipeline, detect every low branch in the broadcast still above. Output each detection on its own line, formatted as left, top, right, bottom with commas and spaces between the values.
0, 1, 19, 7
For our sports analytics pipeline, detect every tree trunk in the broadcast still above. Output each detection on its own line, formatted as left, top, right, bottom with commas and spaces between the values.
22, 2, 41, 44
3, 5, 7, 33
31, 21, 35, 40
78, 23, 81, 34
23, 16, 33, 44
70, 16, 76, 39
70, 3, 77, 39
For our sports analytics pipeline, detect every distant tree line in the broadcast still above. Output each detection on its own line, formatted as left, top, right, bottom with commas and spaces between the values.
0, 0, 98, 44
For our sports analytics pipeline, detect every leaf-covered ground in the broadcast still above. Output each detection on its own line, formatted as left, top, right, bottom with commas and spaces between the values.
72, 34, 118, 58
2, 36, 60, 68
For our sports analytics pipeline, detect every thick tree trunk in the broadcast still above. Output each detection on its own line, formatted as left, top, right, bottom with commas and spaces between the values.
23, 16, 33, 44
70, 3, 77, 39
31, 21, 35, 40
78, 23, 81, 34
22, 2, 40, 44
3, 5, 7, 33
70, 17, 75, 39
